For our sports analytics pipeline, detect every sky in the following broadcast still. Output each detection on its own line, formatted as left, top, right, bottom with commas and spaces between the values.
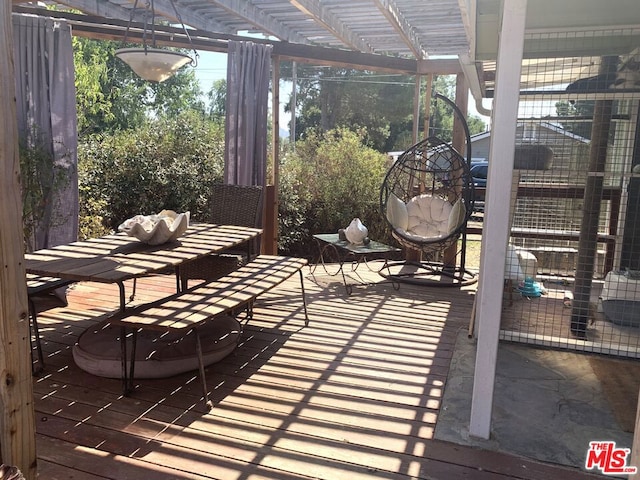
192, 50, 227, 90
191, 50, 505, 139
191, 48, 577, 145
192, 50, 293, 137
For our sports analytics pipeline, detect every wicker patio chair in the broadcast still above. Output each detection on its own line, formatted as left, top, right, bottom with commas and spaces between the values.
0, 465, 25, 480
180, 183, 264, 289
379, 94, 476, 286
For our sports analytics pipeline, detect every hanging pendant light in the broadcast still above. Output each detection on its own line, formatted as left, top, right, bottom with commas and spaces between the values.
115, 0, 197, 82
116, 48, 193, 82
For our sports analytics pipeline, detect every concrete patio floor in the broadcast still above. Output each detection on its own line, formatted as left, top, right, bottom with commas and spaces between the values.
435, 329, 635, 477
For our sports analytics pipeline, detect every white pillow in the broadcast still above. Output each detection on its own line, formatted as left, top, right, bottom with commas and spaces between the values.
386, 193, 409, 230
406, 196, 429, 229
429, 197, 452, 223
404, 195, 453, 237
410, 223, 443, 238
447, 199, 466, 234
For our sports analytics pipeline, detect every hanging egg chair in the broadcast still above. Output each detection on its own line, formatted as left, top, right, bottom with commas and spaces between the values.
379, 93, 477, 286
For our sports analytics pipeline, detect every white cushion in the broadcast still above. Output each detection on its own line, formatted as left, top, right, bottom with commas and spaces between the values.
409, 223, 442, 238
405, 195, 452, 239
428, 197, 452, 223
73, 315, 240, 379
386, 193, 409, 230
447, 198, 466, 234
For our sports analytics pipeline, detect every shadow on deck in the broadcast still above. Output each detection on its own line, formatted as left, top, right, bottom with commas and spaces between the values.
31, 265, 604, 479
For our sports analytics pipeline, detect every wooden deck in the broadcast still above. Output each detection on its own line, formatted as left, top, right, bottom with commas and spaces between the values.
29, 265, 602, 479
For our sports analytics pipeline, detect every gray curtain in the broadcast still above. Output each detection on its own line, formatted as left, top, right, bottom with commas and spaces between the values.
224, 41, 272, 186
12, 14, 78, 251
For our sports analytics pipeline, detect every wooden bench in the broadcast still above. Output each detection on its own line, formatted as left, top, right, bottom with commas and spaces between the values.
109, 255, 309, 408
27, 275, 74, 374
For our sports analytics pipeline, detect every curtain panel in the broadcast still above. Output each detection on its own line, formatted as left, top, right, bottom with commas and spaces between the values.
12, 14, 79, 251
224, 40, 273, 186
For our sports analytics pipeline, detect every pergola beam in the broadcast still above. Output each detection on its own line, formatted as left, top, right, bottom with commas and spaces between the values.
208, 0, 311, 45
12, 5, 433, 74
54, 0, 235, 34
140, 0, 233, 34
45, 0, 134, 22
373, 0, 425, 59
289, 0, 374, 53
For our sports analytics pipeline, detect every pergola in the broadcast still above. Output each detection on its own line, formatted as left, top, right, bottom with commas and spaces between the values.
2, 1, 640, 478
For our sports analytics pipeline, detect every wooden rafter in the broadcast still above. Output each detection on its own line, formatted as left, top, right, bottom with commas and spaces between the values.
373, 0, 425, 59
288, 0, 373, 53
12, 5, 432, 74
207, 0, 311, 45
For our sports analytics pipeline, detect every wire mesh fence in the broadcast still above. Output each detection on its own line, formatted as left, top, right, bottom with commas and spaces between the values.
489, 29, 640, 357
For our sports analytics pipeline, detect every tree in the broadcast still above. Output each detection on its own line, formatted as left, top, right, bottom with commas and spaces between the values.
281, 65, 485, 152
555, 99, 595, 140
467, 116, 486, 137
426, 76, 485, 140
73, 37, 204, 134
150, 70, 205, 118
282, 64, 415, 150
78, 111, 225, 237
278, 127, 389, 255
206, 79, 227, 122
73, 37, 125, 134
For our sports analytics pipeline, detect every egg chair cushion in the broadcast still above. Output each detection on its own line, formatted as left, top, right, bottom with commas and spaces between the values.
402, 194, 453, 240
386, 193, 409, 230
73, 314, 241, 379
447, 198, 467, 234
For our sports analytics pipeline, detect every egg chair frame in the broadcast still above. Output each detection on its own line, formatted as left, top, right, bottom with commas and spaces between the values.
379, 93, 477, 286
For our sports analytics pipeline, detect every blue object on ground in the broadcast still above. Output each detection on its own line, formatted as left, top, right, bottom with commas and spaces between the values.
519, 277, 542, 298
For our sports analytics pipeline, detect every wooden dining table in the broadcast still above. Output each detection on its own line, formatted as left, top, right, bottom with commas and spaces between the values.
25, 223, 263, 311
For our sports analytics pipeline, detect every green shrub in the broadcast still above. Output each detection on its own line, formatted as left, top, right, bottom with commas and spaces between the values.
78, 121, 394, 257
278, 128, 392, 257
78, 112, 224, 237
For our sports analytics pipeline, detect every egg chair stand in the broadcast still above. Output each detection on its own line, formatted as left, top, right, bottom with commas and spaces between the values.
379, 96, 476, 287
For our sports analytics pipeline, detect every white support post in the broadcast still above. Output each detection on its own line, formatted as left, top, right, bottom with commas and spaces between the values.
631, 388, 640, 479
469, 0, 527, 440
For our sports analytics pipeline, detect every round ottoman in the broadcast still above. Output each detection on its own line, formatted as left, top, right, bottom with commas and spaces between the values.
73, 314, 241, 379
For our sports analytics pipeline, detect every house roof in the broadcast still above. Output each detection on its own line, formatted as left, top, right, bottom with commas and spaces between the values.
470, 121, 590, 144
